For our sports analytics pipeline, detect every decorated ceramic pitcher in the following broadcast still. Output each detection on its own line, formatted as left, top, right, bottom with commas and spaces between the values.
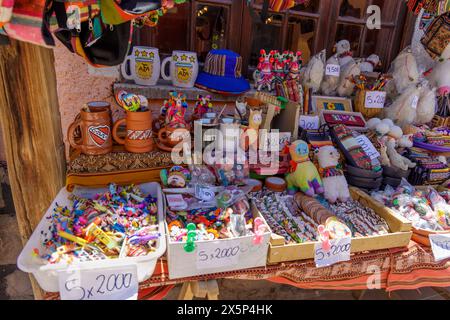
161, 51, 198, 88
121, 46, 161, 86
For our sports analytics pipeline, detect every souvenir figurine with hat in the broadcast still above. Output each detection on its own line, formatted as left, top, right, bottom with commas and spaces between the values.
195, 49, 250, 95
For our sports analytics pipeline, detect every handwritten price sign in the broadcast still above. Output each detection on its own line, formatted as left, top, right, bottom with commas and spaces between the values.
58, 266, 138, 300
325, 64, 340, 77
355, 135, 380, 160
197, 241, 241, 269
429, 234, 450, 262
365, 91, 386, 109
314, 237, 351, 268
299, 115, 320, 130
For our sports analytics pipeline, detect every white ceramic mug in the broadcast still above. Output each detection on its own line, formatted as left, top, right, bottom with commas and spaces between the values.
121, 46, 160, 86
161, 51, 198, 88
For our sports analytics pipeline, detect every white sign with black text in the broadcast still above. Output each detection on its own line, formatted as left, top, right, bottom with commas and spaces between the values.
364, 91, 386, 109
429, 233, 450, 262
325, 64, 341, 77
59, 265, 138, 300
314, 237, 351, 268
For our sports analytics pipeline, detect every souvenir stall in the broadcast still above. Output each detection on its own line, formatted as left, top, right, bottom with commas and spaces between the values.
0, 0, 449, 300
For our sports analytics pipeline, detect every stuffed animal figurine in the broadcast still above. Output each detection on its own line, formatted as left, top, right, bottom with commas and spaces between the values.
285, 140, 324, 196
320, 54, 340, 95
384, 85, 421, 127
334, 40, 354, 67
385, 138, 416, 171
379, 142, 391, 167
302, 49, 326, 93
390, 48, 420, 95
428, 59, 450, 96
416, 85, 437, 124
240, 109, 262, 152
337, 60, 361, 97
317, 146, 350, 203
360, 54, 380, 73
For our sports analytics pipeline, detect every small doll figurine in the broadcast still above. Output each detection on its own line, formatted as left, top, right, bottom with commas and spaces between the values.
162, 91, 189, 128
240, 109, 262, 152
160, 165, 191, 188
285, 140, 324, 196
192, 95, 212, 121
271, 51, 286, 85
286, 51, 302, 82
253, 49, 275, 92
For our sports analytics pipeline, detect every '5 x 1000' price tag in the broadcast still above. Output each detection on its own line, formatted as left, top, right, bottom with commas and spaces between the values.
58, 265, 138, 300
314, 237, 351, 268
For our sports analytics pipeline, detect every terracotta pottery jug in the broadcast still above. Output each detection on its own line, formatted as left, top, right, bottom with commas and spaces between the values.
112, 110, 154, 153
157, 126, 191, 152
68, 107, 113, 155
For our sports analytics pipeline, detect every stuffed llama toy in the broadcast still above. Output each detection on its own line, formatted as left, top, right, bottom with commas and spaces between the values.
285, 140, 324, 196
360, 54, 380, 73
302, 49, 326, 93
317, 146, 350, 203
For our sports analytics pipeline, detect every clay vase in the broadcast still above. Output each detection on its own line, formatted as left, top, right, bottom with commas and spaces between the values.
157, 126, 191, 152
68, 107, 113, 155
112, 110, 154, 153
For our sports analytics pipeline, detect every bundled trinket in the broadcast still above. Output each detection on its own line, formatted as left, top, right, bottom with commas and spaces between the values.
253, 189, 318, 244
328, 200, 390, 237
38, 184, 160, 264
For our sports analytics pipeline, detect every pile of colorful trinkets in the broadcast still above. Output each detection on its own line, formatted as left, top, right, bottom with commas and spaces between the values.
328, 200, 390, 236
252, 190, 319, 244
37, 184, 160, 264
166, 198, 255, 243
372, 184, 450, 231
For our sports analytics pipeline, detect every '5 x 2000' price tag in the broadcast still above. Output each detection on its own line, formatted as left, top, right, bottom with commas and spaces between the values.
429, 233, 450, 262
197, 241, 241, 269
314, 237, 351, 268
58, 265, 138, 300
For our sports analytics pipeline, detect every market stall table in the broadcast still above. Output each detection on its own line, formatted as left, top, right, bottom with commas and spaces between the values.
42, 241, 450, 300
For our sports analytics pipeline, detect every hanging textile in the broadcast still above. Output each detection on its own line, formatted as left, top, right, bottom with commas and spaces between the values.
406, 0, 450, 15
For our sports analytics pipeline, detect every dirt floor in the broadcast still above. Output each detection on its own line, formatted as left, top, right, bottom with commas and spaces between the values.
0, 168, 448, 300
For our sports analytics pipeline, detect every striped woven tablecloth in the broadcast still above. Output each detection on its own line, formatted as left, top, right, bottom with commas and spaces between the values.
43, 241, 450, 300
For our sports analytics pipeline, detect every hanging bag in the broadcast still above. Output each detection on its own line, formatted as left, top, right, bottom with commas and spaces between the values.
100, 0, 161, 25
0, 0, 13, 28
52, 1, 133, 67
2, 0, 55, 47
421, 11, 450, 60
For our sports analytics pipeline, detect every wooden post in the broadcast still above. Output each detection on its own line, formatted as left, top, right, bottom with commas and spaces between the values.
0, 40, 66, 299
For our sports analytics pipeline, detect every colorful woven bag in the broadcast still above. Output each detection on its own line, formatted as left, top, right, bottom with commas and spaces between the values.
0, 0, 13, 28
421, 11, 450, 59
2, 0, 55, 47
100, 0, 161, 25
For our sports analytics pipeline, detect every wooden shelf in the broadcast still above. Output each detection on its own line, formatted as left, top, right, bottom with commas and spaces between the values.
114, 80, 257, 101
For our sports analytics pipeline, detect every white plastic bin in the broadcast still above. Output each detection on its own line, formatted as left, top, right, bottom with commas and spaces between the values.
166, 206, 271, 279
17, 182, 166, 292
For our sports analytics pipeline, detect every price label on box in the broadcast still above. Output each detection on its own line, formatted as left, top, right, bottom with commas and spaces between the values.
299, 115, 320, 130
194, 184, 216, 201
325, 64, 340, 76
59, 265, 138, 300
314, 237, 351, 268
429, 233, 450, 262
196, 241, 241, 269
365, 91, 386, 109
